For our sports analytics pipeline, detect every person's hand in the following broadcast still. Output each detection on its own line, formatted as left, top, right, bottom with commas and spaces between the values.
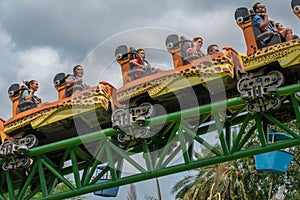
259, 13, 268, 18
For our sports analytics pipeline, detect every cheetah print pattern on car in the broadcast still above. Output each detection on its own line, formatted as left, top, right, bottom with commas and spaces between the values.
243, 39, 300, 70
4, 84, 114, 135
117, 51, 243, 102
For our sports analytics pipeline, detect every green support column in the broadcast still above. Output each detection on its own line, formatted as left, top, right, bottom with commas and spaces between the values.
1, 83, 299, 200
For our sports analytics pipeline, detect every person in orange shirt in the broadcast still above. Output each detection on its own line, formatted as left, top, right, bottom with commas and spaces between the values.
129, 49, 162, 80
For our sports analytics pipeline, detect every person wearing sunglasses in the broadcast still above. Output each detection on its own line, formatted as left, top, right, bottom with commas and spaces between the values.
252, 2, 294, 43
207, 44, 220, 56
186, 37, 206, 58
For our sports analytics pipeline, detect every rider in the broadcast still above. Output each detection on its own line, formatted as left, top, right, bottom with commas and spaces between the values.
207, 44, 220, 55
129, 49, 162, 80
65, 65, 91, 97
252, 2, 294, 43
19, 80, 42, 112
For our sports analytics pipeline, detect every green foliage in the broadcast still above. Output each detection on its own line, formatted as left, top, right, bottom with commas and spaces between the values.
172, 120, 300, 200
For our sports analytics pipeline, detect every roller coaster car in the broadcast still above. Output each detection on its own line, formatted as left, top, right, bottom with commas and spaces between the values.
292, 0, 300, 19
111, 36, 245, 146
235, 7, 300, 113
0, 79, 116, 170
234, 7, 283, 55
235, 7, 300, 71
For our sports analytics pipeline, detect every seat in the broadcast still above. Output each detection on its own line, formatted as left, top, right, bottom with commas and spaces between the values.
66, 84, 85, 97
53, 73, 68, 100
252, 22, 282, 49
292, 0, 300, 19
235, 7, 282, 55
115, 45, 153, 85
53, 73, 86, 98
8, 84, 34, 115
18, 85, 38, 112
165, 34, 195, 68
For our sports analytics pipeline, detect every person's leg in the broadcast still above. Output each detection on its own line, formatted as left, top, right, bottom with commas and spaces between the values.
152, 68, 163, 74
292, 35, 299, 40
281, 28, 293, 41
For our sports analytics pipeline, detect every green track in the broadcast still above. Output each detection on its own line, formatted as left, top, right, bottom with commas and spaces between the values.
0, 83, 299, 200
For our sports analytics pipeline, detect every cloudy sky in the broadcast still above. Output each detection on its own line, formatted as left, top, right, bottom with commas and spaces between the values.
0, 0, 298, 199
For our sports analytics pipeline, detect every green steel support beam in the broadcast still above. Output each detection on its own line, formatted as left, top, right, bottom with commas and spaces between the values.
160, 143, 182, 169
183, 123, 223, 157
106, 143, 117, 180
80, 165, 90, 186
263, 113, 300, 139
236, 125, 256, 151
145, 83, 300, 127
225, 121, 231, 150
26, 84, 300, 159
213, 113, 229, 155
231, 114, 252, 152
108, 141, 147, 173
17, 159, 39, 200
254, 115, 267, 147
83, 155, 100, 186
41, 159, 75, 190
34, 136, 300, 200
28, 129, 117, 157
291, 94, 300, 126
0, 193, 5, 200
142, 139, 153, 171
37, 159, 48, 197
156, 122, 179, 169
70, 149, 81, 189
1, 83, 299, 200
91, 167, 108, 185
177, 128, 190, 164
5, 172, 14, 200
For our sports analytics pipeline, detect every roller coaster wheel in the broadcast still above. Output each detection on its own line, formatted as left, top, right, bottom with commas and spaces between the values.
267, 70, 285, 87
135, 127, 149, 138
117, 133, 127, 143
111, 109, 130, 129
112, 109, 124, 121
140, 102, 154, 118
246, 103, 255, 113
136, 115, 146, 125
17, 157, 30, 169
270, 97, 281, 110
24, 134, 39, 149
237, 77, 251, 93
0, 140, 14, 157
2, 162, 9, 171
